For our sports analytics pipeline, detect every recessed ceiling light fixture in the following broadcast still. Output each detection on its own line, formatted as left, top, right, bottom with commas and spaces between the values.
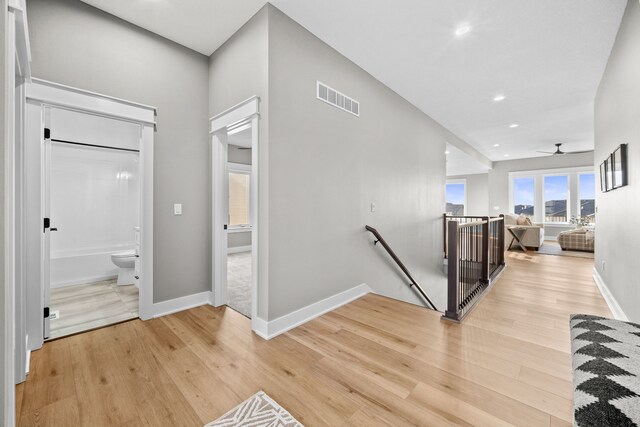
455, 25, 471, 37
509, 123, 519, 128
493, 95, 506, 102
504, 154, 510, 157
493, 143, 500, 147
444, 150, 450, 154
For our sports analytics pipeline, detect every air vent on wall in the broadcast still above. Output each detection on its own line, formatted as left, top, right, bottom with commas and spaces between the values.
317, 81, 359, 117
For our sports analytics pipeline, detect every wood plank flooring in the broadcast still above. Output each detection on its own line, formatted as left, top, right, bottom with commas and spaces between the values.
16, 252, 610, 426
49, 280, 138, 339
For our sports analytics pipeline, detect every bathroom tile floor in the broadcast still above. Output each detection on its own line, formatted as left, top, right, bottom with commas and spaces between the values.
49, 279, 138, 340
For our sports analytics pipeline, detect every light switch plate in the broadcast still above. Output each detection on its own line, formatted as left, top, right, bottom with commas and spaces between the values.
370, 202, 376, 213
174, 203, 182, 215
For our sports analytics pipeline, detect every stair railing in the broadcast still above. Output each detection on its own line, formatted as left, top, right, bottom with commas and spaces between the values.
443, 215, 505, 322
365, 225, 437, 311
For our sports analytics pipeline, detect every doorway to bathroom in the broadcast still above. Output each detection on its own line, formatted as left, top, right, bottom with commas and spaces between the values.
44, 107, 141, 339
19, 79, 155, 353
211, 97, 259, 328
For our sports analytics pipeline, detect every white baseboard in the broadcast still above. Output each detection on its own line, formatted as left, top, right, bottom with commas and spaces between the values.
251, 317, 269, 340
227, 246, 251, 254
51, 274, 118, 288
251, 283, 372, 340
25, 333, 31, 376
593, 268, 628, 321
152, 291, 215, 318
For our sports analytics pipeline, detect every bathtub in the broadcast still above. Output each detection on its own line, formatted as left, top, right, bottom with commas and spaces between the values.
50, 244, 135, 288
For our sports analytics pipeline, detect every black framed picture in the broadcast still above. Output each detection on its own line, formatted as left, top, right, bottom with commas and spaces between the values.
612, 144, 628, 189
600, 161, 608, 192
606, 155, 614, 191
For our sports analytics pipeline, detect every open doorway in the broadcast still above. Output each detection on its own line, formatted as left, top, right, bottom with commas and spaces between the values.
20, 79, 155, 354
45, 108, 141, 339
226, 133, 253, 317
211, 97, 259, 326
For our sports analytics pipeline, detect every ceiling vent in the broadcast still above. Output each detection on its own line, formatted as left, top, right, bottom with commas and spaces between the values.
317, 81, 359, 117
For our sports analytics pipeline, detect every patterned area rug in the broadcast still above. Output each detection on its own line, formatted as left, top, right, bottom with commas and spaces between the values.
570, 314, 640, 426
204, 391, 303, 427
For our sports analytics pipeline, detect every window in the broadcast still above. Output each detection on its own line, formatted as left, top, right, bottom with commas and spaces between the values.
445, 181, 465, 215
513, 177, 534, 217
544, 175, 568, 223
510, 167, 595, 224
228, 168, 250, 228
579, 173, 596, 222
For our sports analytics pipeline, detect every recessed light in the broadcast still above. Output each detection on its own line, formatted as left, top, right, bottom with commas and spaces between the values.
493, 95, 506, 102
493, 143, 500, 147
444, 150, 450, 154
504, 154, 510, 157
509, 123, 519, 128
454, 25, 471, 37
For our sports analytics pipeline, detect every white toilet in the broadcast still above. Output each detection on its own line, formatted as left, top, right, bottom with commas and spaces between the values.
111, 250, 136, 286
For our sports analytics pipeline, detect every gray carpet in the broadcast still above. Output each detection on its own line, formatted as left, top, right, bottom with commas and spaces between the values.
570, 314, 640, 426
227, 251, 252, 318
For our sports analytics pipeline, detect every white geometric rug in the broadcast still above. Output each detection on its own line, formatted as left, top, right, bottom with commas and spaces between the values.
204, 391, 303, 427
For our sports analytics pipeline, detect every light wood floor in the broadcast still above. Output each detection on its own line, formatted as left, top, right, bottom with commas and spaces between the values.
49, 280, 138, 339
16, 252, 610, 426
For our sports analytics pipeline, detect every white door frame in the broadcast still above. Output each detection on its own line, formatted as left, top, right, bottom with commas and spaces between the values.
20, 79, 156, 354
5, 0, 31, 423
210, 96, 260, 327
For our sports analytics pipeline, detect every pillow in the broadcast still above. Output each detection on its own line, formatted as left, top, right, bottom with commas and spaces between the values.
504, 214, 519, 225
525, 217, 533, 226
516, 215, 529, 226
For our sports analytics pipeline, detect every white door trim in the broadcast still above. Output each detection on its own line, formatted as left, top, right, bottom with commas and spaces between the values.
20, 80, 156, 358
211, 131, 229, 307
210, 97, 261, 331
4, 9, 17, 426
5, 1, 31, 423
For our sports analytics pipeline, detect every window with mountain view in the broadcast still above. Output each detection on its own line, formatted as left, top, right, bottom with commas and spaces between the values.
579, 173, 596, 222
544, 175, 568, 222
445, 182, 465, 215
513, 177, 534, 217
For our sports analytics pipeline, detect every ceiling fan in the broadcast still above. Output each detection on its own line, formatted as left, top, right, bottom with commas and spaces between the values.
537, 143, 592, 156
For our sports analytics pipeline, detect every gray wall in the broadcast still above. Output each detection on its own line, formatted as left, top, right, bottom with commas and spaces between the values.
1, 0, 8, 422
267, 6, 448, 318
447, 173, 489, 216
488, 152, 594, 216
228, 232, 252, 249
228, 145, 252, 165
209, 6, 269, 317
27, 0, 210, 302
594, 0, 640, 322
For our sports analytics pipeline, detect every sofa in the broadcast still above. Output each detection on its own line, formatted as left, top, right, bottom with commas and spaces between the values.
503, 213, 545, 250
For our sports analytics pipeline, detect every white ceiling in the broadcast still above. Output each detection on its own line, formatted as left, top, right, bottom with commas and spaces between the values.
228, 127, 252, 148
79, 0, 267, 56
80, 0, 627, 165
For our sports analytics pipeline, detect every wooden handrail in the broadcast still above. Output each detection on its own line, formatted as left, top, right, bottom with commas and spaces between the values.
365, 225, 437, 311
